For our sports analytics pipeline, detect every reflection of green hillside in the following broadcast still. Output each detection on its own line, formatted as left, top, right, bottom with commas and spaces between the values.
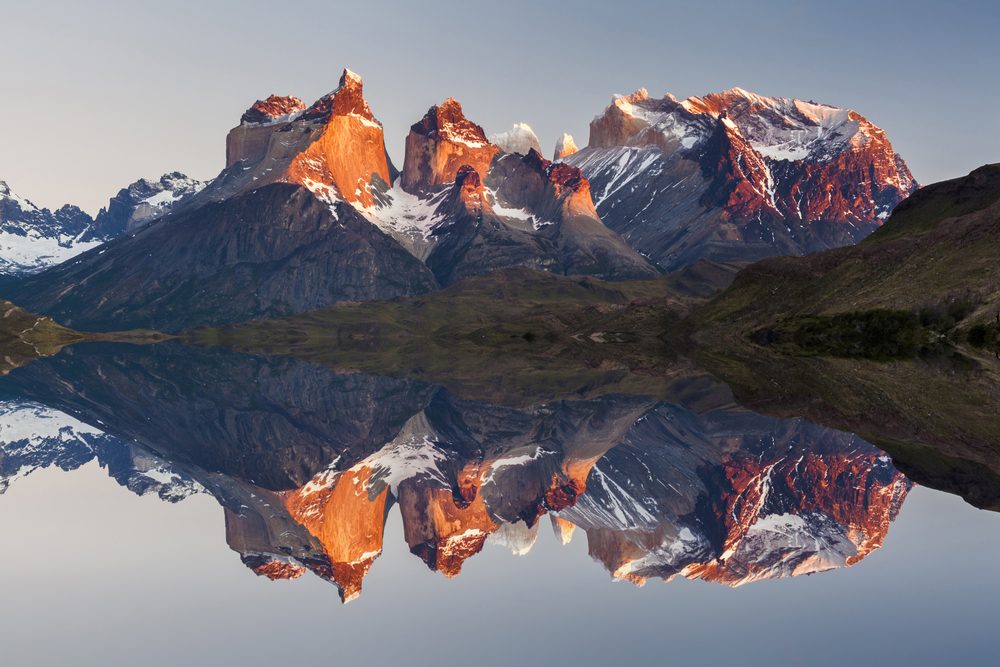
697, 343, 1000, 510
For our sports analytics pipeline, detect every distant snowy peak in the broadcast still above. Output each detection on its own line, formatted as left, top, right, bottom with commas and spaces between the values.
86, 171, 208, 240
0, 179, 99, 275
553, 133, 578, 160
489, 123, 542, 156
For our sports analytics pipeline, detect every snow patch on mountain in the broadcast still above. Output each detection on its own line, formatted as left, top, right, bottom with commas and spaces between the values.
356, 180, 448, 255
0, 229, 102, 275
488, 520, 540, 556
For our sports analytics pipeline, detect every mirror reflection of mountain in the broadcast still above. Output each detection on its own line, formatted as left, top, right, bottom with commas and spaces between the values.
0, 341, 911, 602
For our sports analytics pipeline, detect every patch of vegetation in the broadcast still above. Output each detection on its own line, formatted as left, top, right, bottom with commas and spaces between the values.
746, 290, 996, 361
752, 310, 938, 360
967, 320, 1000, 351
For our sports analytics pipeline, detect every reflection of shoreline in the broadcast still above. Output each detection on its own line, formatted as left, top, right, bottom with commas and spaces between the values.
0, 389, 910, 603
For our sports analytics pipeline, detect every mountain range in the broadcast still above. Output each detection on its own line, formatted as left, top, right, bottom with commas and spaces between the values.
0, 69, 915, 331
0, 173, 205, 275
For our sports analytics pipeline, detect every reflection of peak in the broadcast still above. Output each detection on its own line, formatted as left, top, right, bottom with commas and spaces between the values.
550, 515, 577, 544
242, 553, 307, 580
488, 519, 540, 556
282, 464, 390, 602
557, 405, 911, 587
0, 400, 203, 501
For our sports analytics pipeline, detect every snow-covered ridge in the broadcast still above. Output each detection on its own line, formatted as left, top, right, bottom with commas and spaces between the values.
0, 181, 38, 211
0, 229, 102, 275
599, 85, 878, 165
0, 179, 98, 274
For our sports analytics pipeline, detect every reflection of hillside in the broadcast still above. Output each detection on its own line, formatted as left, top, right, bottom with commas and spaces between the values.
698, 344, 1000, 510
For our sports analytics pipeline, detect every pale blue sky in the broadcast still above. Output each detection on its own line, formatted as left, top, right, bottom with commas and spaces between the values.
1, 0, 998, 213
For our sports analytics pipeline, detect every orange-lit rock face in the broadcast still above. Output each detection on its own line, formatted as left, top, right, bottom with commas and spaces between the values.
223, 69, 392, 208
286, 70, 391, 208
226, 95, 308, 169
589, 88, 664, 149
241, 95, 307, 125
445, 165, 490, 217
397, 481, 496, 578
282, 465, 389, 602
401, 98, 498, 194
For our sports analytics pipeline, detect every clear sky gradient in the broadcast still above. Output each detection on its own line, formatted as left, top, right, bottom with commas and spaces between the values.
2, 0, 998, 214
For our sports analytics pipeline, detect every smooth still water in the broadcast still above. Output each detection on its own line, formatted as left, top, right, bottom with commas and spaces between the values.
0, 342, 997, 666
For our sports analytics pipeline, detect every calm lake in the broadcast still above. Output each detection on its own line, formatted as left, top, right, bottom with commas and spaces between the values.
0, 342, 997, 666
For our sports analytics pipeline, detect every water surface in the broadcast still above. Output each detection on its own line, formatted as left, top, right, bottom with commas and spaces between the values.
0, 341, 997, 666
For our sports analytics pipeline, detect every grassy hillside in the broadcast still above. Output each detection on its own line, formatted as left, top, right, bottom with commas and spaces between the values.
0, 300, 88, 374
698, 164, 1000, 343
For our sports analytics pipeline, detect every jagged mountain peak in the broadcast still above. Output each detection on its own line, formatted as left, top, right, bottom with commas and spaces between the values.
83, 171, 207, 241
614, 87, 651, 104
0, 180, 38, 211
401, 98, 497, 194
301, 67, 375, 123
568, 82, 917, 270
411, 98, 491, 148
216, 67, 393, 208
0, 179, 100, 275
444, 164, 489, 216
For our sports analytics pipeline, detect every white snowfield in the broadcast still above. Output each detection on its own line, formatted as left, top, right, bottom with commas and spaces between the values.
0, 228, 101, 275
